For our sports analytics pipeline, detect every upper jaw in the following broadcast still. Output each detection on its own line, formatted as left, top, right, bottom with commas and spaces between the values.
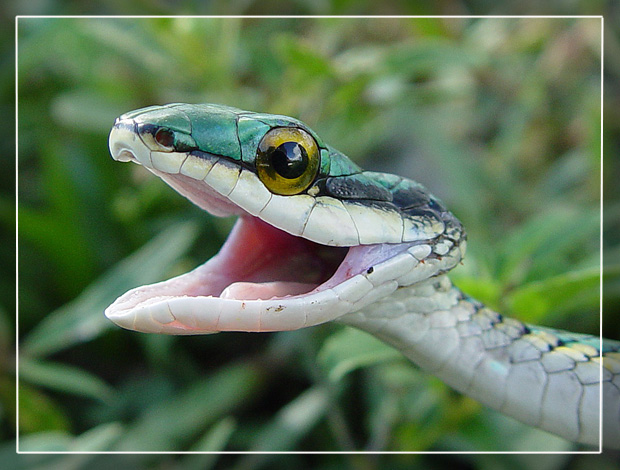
109, 116, 190, 167
105, 110, 467, 334
109, 116, 244, 218
109, 113, 461, 249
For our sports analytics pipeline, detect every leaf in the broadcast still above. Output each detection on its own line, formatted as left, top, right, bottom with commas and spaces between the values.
318, 327, 402, 382
18, 144, 98, 291
450, 275, 503, 312
83, 19, 174, 75
497, 208, 599, 284
50, 90, 127, 134
274, 34, 334, 78
506, 267, 600, 324
454, 407, 574, 452
17, 382, 70, 434
21, 220, 199, 357
17, 424, 123, 470
68, 422, 123, 451
247, 387, 328, 452
383, 39, 486, 76
113, 362, 262, 452
190, 417, 237, 452
17, 431, 72, 453
182, 418, 237, 470
235, 387, 329, 469
19, 358, 114, 402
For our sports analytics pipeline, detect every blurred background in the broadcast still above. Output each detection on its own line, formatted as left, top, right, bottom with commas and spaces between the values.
5, 4, 620, 470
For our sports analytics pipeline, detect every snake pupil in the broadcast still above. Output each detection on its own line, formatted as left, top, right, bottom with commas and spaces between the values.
270, 142, 308, 179
256, 127, 320, 195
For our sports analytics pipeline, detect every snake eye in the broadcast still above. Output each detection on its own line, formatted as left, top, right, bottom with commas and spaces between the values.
256, 127, 320, 195
154, 128, 175, 150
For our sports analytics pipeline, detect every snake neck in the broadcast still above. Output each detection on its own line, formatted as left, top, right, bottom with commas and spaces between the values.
339, 274, 515, 374
338, 274, 620, 448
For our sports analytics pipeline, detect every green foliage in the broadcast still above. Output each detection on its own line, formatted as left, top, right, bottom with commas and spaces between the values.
318, 327, 402, 382
11, 11, 619, 469
22, 221, 200, 357
19, 359, 114, 403
113, 362, 263, 452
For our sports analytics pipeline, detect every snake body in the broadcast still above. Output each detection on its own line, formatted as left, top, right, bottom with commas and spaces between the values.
106, 103, 620, 448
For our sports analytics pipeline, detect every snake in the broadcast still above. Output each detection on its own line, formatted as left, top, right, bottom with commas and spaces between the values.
106, 103, 619, 449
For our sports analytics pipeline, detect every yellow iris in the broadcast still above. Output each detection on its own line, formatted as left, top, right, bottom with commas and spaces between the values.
256, 127, 320, 195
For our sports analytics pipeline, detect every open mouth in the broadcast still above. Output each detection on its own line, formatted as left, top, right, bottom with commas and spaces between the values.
104, 109, 460, 335
105, 120, 423, 334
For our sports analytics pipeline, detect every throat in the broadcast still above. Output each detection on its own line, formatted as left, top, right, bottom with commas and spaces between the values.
212, 216, 348, 299
339, 275, 463, 347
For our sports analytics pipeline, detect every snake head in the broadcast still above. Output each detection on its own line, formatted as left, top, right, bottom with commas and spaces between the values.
106, 103, 466, 334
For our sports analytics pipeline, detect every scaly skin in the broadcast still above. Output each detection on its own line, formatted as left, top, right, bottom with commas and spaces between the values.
340, 275, 620, 447
106, 103, 620, 449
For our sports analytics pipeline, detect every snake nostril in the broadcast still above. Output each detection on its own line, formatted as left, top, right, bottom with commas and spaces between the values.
116, 148, 136, 162
109, 120, 153, 167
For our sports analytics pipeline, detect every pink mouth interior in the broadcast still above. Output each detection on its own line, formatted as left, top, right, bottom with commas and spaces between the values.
205, 216, 348, 300
171, 213, 412, 303
109, 169, 412, 312
139, 170, 347, 302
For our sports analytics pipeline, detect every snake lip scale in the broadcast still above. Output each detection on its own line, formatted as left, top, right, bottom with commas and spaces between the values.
106, 104, 464, 335
106, 103, 619, 449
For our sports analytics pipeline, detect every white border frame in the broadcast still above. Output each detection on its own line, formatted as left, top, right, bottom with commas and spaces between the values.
15, 14, 605, 456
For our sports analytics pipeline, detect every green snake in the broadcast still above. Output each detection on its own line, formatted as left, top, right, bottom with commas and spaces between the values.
106, 103, 619, 449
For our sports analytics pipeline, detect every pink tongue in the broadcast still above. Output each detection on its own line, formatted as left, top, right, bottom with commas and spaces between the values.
220, 281, 316, 300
